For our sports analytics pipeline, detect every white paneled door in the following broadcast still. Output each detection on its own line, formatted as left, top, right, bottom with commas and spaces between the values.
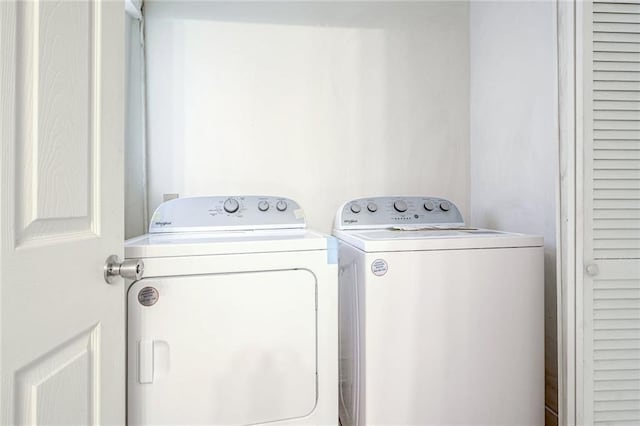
580, 1, 640, 424
0, 0, 124, 424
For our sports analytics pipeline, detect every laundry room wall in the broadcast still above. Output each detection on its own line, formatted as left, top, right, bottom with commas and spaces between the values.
141, 0, 470, 234
469, 2, 558, 425
125, 14, 146, 239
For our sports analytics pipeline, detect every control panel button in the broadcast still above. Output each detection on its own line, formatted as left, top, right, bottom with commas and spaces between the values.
350, 204, 362, 214
258, 201, 270, 212
223, 198, 240, 213
276, 200, 288, 212
393, 200, 408, 213
424, 201, 435, 211
367, 203, 378, 213
440, 201, 451, 211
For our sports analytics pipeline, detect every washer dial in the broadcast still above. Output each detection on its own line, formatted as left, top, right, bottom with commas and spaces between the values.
276, 200, 288, 211
393, 200, 408, 213
350, 204, 362, 214
367, 203, 378, 212
440, 201, 451, 211
258, 201, 270, 212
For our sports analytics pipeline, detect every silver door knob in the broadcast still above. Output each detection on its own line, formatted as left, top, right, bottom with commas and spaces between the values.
585, 263, 600, 277
104, 255, 144, 284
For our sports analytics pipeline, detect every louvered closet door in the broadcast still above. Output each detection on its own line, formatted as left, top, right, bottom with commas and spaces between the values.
582, 1, 640, 424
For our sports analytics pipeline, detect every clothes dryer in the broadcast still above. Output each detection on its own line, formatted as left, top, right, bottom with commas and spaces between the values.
126, 196, 338, 426
334, 196, 543, 426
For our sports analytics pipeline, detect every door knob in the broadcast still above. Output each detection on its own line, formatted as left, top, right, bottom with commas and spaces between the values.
585, 263, 600, 277
104, 255, 144, 284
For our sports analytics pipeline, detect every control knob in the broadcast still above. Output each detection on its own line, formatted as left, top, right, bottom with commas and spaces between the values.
223, 198, 240, 213
350, 204, 362, 214
276, 200, 288, 212
440, 201, 451, 211
424, 201, 435, 211
393, 200, 408, 213
258, 201, 270, 212
367, 203, 378, 213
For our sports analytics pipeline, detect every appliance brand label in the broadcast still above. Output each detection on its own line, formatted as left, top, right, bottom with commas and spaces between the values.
371, 259, 388, 276
138, 287, 159, 306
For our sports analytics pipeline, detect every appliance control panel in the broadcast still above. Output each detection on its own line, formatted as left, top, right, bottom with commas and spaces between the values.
335, 196, 464, 230
149, 196, 305, 233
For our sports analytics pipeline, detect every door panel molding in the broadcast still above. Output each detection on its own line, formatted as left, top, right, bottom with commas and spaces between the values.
14, 324, 100, 426
13, 0, 102, 248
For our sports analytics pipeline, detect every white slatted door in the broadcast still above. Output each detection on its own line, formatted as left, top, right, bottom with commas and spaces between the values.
581, 1, 640, 424
0, 0, 125, 424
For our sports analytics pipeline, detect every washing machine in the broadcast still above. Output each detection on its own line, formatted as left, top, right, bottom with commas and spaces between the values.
333, 196, 544, 426
125, 196, 338, 426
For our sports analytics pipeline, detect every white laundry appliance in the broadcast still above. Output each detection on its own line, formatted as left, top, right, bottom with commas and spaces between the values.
125, 196, 338, 426
333, 196, 544, 426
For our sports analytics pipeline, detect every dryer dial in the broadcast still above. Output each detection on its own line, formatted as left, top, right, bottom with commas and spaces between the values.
223, 198, 240, 213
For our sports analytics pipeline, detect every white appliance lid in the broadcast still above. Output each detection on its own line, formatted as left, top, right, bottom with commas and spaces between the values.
125, 229, 330, 258
334, 228, 543, 252
334, 227, 543, 252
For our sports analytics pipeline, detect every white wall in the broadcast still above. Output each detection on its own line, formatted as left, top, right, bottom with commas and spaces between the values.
125, 16, 146, 239
469, 2, 558, 424
143, 1, 470, 234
